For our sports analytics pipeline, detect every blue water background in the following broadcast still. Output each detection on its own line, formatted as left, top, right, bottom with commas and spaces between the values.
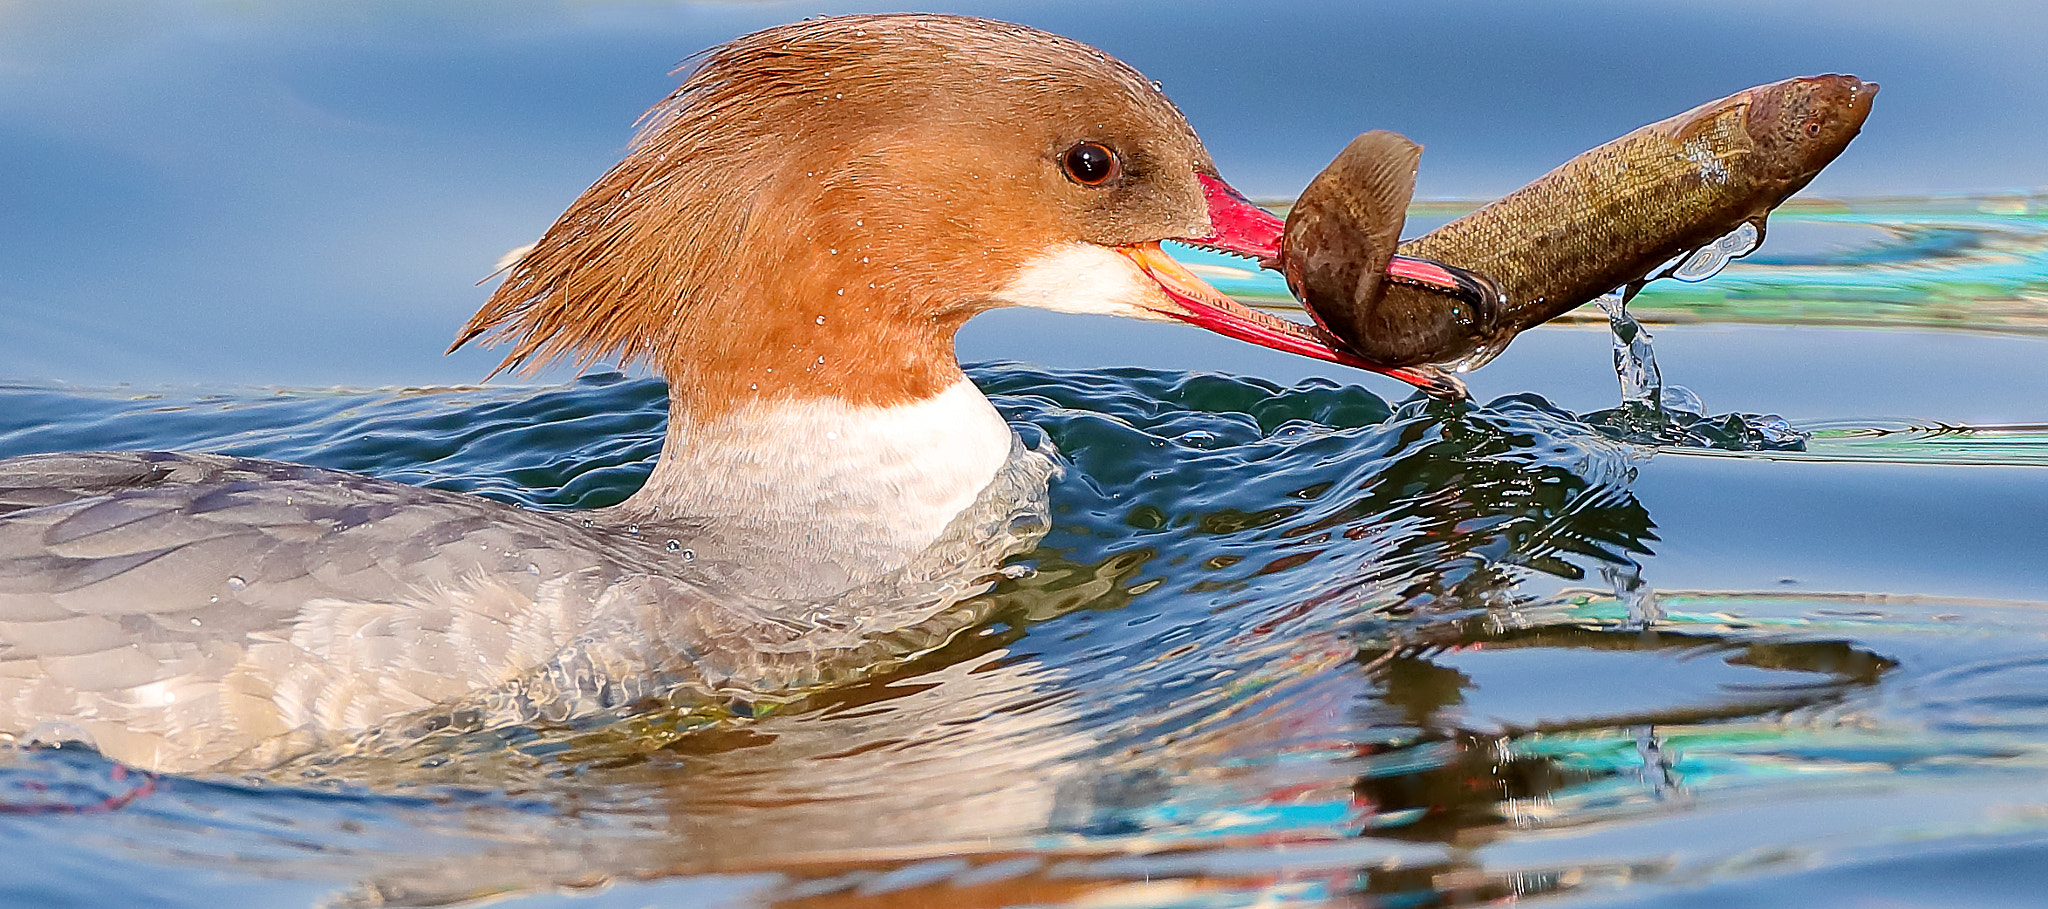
6, 0, 2048, 385
4, 3, 2048, 908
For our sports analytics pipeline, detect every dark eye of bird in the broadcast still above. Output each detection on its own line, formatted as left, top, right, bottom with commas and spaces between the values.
1062, 142, 1120, 186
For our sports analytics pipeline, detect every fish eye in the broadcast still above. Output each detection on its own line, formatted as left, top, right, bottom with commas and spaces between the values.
1062, 142, 1120, 186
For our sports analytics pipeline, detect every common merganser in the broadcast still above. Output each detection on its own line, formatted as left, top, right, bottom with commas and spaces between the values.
0, 14, 1453, 774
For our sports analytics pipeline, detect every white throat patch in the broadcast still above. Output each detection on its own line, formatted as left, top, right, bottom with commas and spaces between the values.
987, 243, 1174, 321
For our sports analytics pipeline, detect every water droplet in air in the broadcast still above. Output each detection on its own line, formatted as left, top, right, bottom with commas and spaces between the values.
1659, 384, 1706, 416
24, 722, 94, 750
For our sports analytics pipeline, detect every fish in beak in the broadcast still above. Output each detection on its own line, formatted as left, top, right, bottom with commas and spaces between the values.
1117, 175, 1468, 399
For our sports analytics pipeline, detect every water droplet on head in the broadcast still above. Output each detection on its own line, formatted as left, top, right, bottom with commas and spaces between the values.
626, 524, 640, 535
665, 539, 681, 553
190, 617, 203, 627
226, 576, 246, 592
815, 315, 826, 325
681, 549, 696, 563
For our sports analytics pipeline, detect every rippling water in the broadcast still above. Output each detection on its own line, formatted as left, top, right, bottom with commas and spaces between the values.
4, 205, 2048, 906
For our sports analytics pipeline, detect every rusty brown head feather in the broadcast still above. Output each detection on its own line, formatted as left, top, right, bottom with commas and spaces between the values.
452, 14, 1219, 416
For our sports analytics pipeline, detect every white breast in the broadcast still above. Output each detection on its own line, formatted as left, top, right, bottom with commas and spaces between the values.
622, 378, 1017, 599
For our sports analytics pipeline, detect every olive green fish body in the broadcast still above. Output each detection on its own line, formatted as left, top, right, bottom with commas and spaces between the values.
1402, 95, 1791, 363
1289, 74, 1876, 369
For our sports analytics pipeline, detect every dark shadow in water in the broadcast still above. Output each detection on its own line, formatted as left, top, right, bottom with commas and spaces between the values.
1349, 626, 1895, 840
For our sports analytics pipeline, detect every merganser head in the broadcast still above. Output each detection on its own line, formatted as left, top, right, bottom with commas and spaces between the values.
454, 14, 1444, 417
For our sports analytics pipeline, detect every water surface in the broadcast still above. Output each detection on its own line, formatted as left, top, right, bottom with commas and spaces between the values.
4, 203, 2048, 906
6, 3, 2048, 906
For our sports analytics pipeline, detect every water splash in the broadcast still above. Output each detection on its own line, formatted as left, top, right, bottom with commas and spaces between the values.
1597, 291, 1667, 408
1584, 291, 1806, 452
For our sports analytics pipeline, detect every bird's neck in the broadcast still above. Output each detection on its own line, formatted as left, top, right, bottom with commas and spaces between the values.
612, 376, 1016, 598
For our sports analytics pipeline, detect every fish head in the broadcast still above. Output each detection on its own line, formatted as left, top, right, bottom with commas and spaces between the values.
1741, 74, 1877, 184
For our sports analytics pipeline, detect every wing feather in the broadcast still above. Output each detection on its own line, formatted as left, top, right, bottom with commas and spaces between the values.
0, 451, 637, 770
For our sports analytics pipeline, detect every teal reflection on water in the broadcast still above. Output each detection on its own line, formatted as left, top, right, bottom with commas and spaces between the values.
1178, 198, 2048, 338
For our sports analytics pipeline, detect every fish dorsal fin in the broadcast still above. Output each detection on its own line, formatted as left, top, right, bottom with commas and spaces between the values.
1283, 130, 1423, 328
